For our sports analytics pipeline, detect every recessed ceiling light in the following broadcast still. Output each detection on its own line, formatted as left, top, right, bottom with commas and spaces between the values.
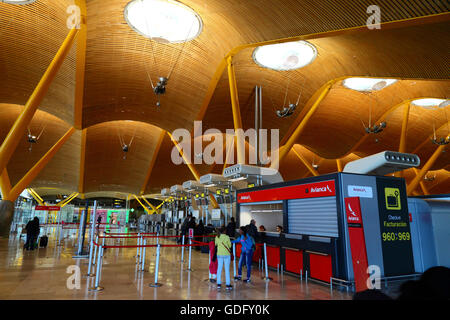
1, 0, 36, 3
411, 98, 449, 109
252, 40, 318, 71
342, 78, 398, 92
124, 0, 203, 43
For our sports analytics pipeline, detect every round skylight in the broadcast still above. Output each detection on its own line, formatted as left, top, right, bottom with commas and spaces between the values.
342, 78, 398, 92
252, 40, 317, 71
0, 0, 37, 4
124, 0, 203, 43
411, 98, 449, 109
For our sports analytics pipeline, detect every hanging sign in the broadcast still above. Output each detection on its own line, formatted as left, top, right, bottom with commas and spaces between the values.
35, 206, 60, 211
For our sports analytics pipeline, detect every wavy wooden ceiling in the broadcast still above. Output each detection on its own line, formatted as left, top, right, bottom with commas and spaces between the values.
0, 0, 449, 198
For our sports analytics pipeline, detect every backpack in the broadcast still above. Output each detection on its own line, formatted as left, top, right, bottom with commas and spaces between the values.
249, 235, 256, 251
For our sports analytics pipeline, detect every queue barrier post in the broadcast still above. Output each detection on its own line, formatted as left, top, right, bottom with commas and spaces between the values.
57, 221, 63, 246
86, 234, 95, 277
135, 233, 141, 264
141, 238, 147, 272
89, 237, 105, 291
187, 238, 192, 271
139, 234, 144, 265
232, 243, 236, 279
149, 244, 162, 287
262, 243, 272, 281
180, 236, 185, 262
93, 235, 98, 266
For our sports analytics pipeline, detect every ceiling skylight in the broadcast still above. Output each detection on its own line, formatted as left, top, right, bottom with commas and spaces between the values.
1, 0, 37, 4
124, 0, 203, 43
411, 98, 449, 109
342, 78, 398, 92
252, 40, 318, 71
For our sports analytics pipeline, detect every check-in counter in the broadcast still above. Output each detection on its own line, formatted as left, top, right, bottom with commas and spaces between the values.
284, 247, 303, 274
308, 251, 332, 283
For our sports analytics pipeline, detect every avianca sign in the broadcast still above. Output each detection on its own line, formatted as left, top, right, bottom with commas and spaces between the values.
344, 197, 362, 225
237, 180, 335, 203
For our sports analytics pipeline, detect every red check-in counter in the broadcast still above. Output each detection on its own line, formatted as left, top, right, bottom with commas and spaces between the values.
266, 245, 280, 268
308, 252, 332, 283
284, 248, 303, 274
252, 244, 262, 262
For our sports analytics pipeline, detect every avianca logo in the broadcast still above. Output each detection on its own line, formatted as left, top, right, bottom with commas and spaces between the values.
310, 185, 332, 193
240, 195, 251, 200
348, 204, 357, 217
347, 203, 360, 222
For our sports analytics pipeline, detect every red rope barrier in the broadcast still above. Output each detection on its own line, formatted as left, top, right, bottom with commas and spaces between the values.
92, 240, 207, 249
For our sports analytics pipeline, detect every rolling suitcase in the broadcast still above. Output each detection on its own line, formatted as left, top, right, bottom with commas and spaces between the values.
39, 235, 48, 248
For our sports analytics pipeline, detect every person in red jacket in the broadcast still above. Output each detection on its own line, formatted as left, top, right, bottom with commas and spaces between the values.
208, 240, 218, 283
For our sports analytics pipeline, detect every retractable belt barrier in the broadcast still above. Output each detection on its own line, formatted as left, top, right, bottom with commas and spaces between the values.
86, 232, 216, 291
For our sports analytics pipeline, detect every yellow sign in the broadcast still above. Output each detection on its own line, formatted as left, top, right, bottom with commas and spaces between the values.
385, 188, 401, 210
248, 183, 255, 188
225, 189, 229, 194
216, 190, 221, 195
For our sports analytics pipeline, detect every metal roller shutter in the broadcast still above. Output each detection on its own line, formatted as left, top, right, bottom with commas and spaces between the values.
288, 197, 338, 237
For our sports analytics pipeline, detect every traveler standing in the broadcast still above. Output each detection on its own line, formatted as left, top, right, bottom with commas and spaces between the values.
226, 217, 236, 238
215, 226, 233, 290
24, 217, 40, 251
195, 219, 205, 251
96, 215, 102, 231
232, 226, 255, 282
246, 219, 258, 239
178, 214, 190, 244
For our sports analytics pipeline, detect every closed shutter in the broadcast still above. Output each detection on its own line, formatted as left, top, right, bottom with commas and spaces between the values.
288, 197, 338, 237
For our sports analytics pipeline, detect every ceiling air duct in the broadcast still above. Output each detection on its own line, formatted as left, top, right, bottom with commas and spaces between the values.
343, 151, 420, 176
182, 180, 204, 192
223, 164, 283, 185
169, 185, 184, 195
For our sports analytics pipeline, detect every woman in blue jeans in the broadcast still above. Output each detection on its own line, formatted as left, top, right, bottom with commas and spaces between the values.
215, 226, 233, 290
232, 226, 255, 283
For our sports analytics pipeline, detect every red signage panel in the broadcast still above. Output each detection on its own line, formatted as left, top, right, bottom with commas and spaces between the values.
237, 180, 335, 203
345, 197, 363, 225
344, 197, 369, 292
188, 228, 194, 239
35, 206, 60, 211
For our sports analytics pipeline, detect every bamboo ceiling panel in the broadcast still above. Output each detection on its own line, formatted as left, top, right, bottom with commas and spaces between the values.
82, 1, 449, 130
204, 22, 450, 140
1, 104, 77, 190
83, 120, 163, 194
0, 0, 76, 125
0, 1, 449, 197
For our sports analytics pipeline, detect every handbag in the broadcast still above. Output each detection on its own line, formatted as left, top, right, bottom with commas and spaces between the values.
221, 242, 234, 262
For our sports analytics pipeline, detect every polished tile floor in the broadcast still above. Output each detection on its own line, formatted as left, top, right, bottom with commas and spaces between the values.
0, 229, 353, 300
